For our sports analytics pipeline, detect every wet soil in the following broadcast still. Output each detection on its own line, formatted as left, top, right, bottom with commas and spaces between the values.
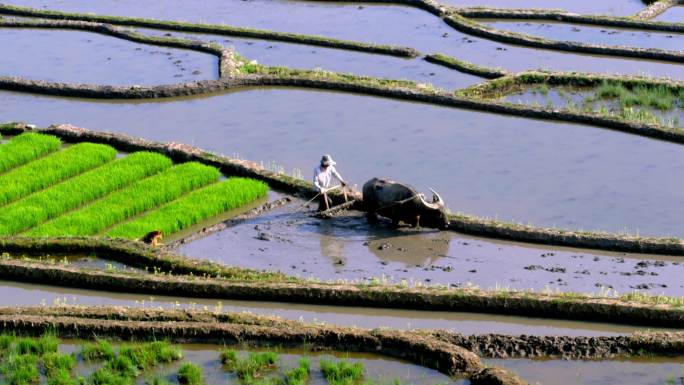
655, 5, 684, 22
487, 356, 684, 385
178, 200, 684, 296
484, 20, 684, 52
0, 279, 663, 336
9, 0, 684, 78
136, 28, 483, 90
0, 28, 217, 85
6, 88, 684, 237
444, 0, 646, 16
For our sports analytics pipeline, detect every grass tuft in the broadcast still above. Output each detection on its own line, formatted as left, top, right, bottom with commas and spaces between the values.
285, 358, 310, 385
320, 359, 364, 385
178, 362, 204, 385
81, 339, 115, 362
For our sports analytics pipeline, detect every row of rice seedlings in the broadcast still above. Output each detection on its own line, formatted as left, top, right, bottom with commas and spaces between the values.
284, 359, 311, 385
0, 152, 171, 236
0, 142, 116, 207
107, 177, 269, 239
26, 162, 220, 237
595, 81, 684, 111
0, 132, 61, 174
86, 340, 183, 385
0, 333, 62, 385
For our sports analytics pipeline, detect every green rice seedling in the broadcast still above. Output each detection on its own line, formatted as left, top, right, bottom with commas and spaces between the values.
0, 142, 116, 207
538, 84, 549, 96
15, 333, 59, 356
177, 362, 204, 385
105, 355, 140, 378
224, 351, 279, 381
46, 368, 81, 385
285, 358, 310, 385
0, 333, 15, 351
320, 359, 364, 385
27, 162, 219, 237
107, 177, 269, 239
220, 348, 238, 366
119, 341, 182, 370
81, 339, 115, 362
0, 151, 171, 235
1, 353, 40, 385
0, 132, 61, 174
43, 352, 76, 377
89, 366, 135, 385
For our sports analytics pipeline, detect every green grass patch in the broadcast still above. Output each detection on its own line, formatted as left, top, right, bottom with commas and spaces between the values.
320, 359, 364, 385
89, 340, 183, 385
222, 349, 278, 381
15, 333, 59, 356
596, 81, 679, 111
285, 358, 310, 385
1, 353, 39, 385
0, 151, 171, 235
81, 339, 115, 362
0, 132, 61, 174
0, 142, 116, 207
178, 362, 204, 385
43, 352, 76, 378
27, 162, 220, 237
107, 177, 268, 239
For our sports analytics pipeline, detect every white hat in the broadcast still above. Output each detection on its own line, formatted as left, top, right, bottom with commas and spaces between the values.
320, 154, 336, 167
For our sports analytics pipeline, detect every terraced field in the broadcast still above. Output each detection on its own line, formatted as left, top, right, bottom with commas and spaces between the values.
0, 133, 268, 239
2, 0, 684, 384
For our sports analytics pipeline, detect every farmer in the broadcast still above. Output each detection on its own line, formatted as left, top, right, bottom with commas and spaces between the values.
313, 154, 347, 211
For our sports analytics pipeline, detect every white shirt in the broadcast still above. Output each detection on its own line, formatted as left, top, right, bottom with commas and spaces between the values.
313, 165, 344, 192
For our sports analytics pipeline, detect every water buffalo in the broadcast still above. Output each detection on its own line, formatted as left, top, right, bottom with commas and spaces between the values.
362, 178, 449, 229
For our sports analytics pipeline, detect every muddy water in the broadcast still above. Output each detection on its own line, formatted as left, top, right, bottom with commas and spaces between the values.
0, 28, 217, 85
485, 20, 684, 52
0, 280, 664, 336
5, 88, 684, 237
656, 5, 684, 22
178, 200, 684, 296
137, 28, 482, 90
443, 0, 645, 16
487, 357, 684, 385
9, 0, 684, 79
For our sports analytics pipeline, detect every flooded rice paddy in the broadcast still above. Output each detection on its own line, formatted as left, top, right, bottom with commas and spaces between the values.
0, 280, 654, 336
7, 0, 684, 79
488, 357, 684, 385
501, 85, 684, 128
178, 198, 684, 296
655, 5, 684, 22
484, 20, 684, 52
0, 28, 217, 85
57, 341, 462, 385
443, 0, 646, 16
5, 88, 684, 238
137, 28, 482, 90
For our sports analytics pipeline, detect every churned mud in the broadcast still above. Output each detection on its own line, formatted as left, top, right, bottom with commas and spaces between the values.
444, 0, 646, 16
0, 28, 217, 85
484, 20, 684, 52
136, 28, 482, 90
655, 5, 684, 22
8, 0, 684, 78
487, 356, 684, 385
178, 200, 684, 296
7, 89, 684, 236
0, 279, 658, 336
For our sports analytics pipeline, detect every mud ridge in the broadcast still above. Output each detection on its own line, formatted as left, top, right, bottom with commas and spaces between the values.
0, 256, 682, 327
425, 53, 509, 79
635, 0, 681, 20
